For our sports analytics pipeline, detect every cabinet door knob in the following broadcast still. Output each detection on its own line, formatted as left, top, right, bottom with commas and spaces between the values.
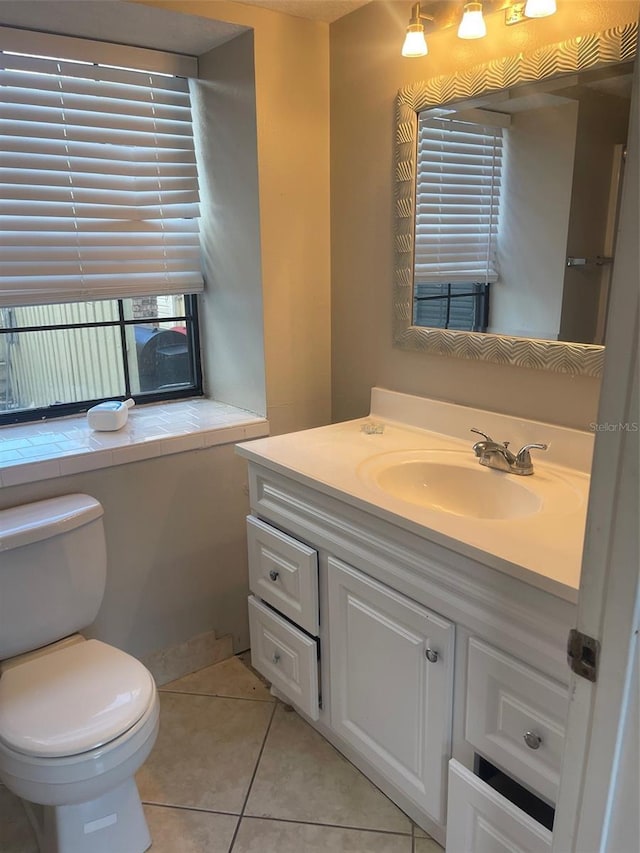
269, 570, 280, 582
523, 731, 542, 750
272, 651, 281, 664
425, 648, 439, 663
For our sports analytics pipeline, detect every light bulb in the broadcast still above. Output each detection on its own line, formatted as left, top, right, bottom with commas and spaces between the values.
524, 0, 557, 18
458, 2, 487, 39
402, 26, 428, 57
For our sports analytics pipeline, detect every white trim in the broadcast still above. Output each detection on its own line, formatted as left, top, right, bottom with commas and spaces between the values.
552, 49, 640, 853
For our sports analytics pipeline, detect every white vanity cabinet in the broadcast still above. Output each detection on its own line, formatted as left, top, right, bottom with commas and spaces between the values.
242, 459, 577, 849
328, 558, 454, 824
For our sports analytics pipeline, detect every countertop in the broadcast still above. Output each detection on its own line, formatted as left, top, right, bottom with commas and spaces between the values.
236, 391, 592, 604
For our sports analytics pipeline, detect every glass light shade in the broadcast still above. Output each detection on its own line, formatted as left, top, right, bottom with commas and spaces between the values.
458, 3, 487, 39
402, 26, 428, 57
524, 0, 557, 17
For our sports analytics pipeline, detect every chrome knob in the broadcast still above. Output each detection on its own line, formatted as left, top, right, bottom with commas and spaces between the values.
272, 652, 281, 664
523, 731, 542, 750
269, 570, 280, 582
425, 648, 439, 663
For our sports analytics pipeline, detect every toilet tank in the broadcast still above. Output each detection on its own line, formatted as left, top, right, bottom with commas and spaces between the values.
0, 494, 107, 660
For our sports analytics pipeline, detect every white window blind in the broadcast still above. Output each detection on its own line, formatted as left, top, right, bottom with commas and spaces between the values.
414, 115, 502, 284
0, 40, 202, 307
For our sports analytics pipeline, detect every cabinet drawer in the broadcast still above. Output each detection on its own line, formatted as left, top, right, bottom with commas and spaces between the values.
248, 595, 319, 721
446, 760, 552, 853
465, 638, 568, 804
247, 515, 319, 636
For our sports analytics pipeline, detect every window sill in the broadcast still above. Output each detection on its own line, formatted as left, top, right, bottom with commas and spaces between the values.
0, 399, 269, 488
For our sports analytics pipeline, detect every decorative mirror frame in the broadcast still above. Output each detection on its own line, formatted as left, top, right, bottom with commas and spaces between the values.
394, 21, 638, 377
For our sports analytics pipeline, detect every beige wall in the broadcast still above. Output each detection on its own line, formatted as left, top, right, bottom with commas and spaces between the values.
561, 89, 631, 343
0, 445, 253, 660
330, 0, 639, 428
0, 0, 332, 663
494, 101, 578, 340
191, 31, 267, 416
141, 0, 332, 436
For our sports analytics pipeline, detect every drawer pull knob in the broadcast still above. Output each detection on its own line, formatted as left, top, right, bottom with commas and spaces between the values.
269, 570, 280, 582
272, 652, 281, 664
523, 731, 542, 750
425, 648, 439, 663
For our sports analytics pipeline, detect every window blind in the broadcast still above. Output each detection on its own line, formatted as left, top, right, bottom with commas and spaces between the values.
0, 46, 202, 307
414, 115, 502, 285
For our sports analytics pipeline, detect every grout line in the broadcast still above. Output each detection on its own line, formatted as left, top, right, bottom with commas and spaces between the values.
142, 799, 416, 841
227, 698, 278, 852
158, 687, 274, 704
143, 801, 240, 819
232, 813, 414, 837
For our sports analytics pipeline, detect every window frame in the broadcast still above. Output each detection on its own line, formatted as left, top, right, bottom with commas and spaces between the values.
0, 294, 203, 426
413, 282, 490, 332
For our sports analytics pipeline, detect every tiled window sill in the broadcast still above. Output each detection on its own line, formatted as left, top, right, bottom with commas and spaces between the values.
0, 399, 269, 487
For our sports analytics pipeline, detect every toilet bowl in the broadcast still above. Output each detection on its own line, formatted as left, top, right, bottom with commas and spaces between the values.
0, 496, 160, 853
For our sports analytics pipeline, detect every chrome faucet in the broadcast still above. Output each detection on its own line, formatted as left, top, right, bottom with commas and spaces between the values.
470, 428, 548, 476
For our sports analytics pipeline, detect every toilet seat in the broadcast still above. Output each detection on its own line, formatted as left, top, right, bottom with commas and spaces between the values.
0, 639, 155, 758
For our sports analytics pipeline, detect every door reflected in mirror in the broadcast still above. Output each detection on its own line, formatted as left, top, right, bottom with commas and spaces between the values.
413, 62, 633, 345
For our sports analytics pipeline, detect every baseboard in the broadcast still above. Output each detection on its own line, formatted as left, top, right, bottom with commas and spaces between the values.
142, 630, 234, 686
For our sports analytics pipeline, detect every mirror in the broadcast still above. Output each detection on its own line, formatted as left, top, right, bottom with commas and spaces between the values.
394, 22, 638, 377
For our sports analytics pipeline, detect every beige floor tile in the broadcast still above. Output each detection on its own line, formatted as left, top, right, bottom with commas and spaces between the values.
245, 704, 411, 834
0, 786, 38, 853
415, 837, 444, 852
144, 805, 237, 853
161, 656, 273, 702
232, 816, 412, 852
138, 693, 274, 813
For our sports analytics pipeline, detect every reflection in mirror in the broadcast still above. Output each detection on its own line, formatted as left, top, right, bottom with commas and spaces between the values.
413, 62, 633, 345
393, 19, 638, 377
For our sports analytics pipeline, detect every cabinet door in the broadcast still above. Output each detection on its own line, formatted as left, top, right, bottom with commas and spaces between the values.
328, 557, 454, 823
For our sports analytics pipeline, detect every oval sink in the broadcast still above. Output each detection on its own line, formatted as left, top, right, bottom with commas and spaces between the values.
356, 450, 579, 520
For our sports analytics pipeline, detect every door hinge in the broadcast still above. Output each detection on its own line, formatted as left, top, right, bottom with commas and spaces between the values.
567, 629, 600, 682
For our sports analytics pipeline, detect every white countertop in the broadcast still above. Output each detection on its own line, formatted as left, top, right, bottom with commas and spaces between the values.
237, 390, 593, 603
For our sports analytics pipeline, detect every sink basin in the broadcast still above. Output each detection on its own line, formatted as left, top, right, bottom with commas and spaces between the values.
357, 450, 577, 520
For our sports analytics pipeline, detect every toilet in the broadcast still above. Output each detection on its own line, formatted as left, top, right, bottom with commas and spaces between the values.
0, 494, 159, 853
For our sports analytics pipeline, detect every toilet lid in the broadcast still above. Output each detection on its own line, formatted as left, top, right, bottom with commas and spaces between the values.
0, 640, 155, 758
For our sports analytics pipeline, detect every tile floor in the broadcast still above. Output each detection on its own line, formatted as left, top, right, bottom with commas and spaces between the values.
0, 653, 444, 853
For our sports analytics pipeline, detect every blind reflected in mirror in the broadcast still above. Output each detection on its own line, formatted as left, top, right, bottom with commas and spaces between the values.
413, 62, 633, 345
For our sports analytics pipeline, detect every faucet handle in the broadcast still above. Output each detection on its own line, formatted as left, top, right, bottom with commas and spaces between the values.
470, 428, 493, 442
515, 443, 548, 466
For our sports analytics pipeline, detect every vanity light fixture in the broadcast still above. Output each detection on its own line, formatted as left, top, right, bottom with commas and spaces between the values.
505, 0, 557, 25
401, 2, 434, 57
402, 0, 559, 55
524, 0, 557, 17
458, 1, 487, 39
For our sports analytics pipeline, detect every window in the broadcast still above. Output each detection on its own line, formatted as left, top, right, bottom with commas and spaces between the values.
0, 30, 203, 424
0, 295, 201, 424
414, 282, 490, 332
413, 113, 503, 331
